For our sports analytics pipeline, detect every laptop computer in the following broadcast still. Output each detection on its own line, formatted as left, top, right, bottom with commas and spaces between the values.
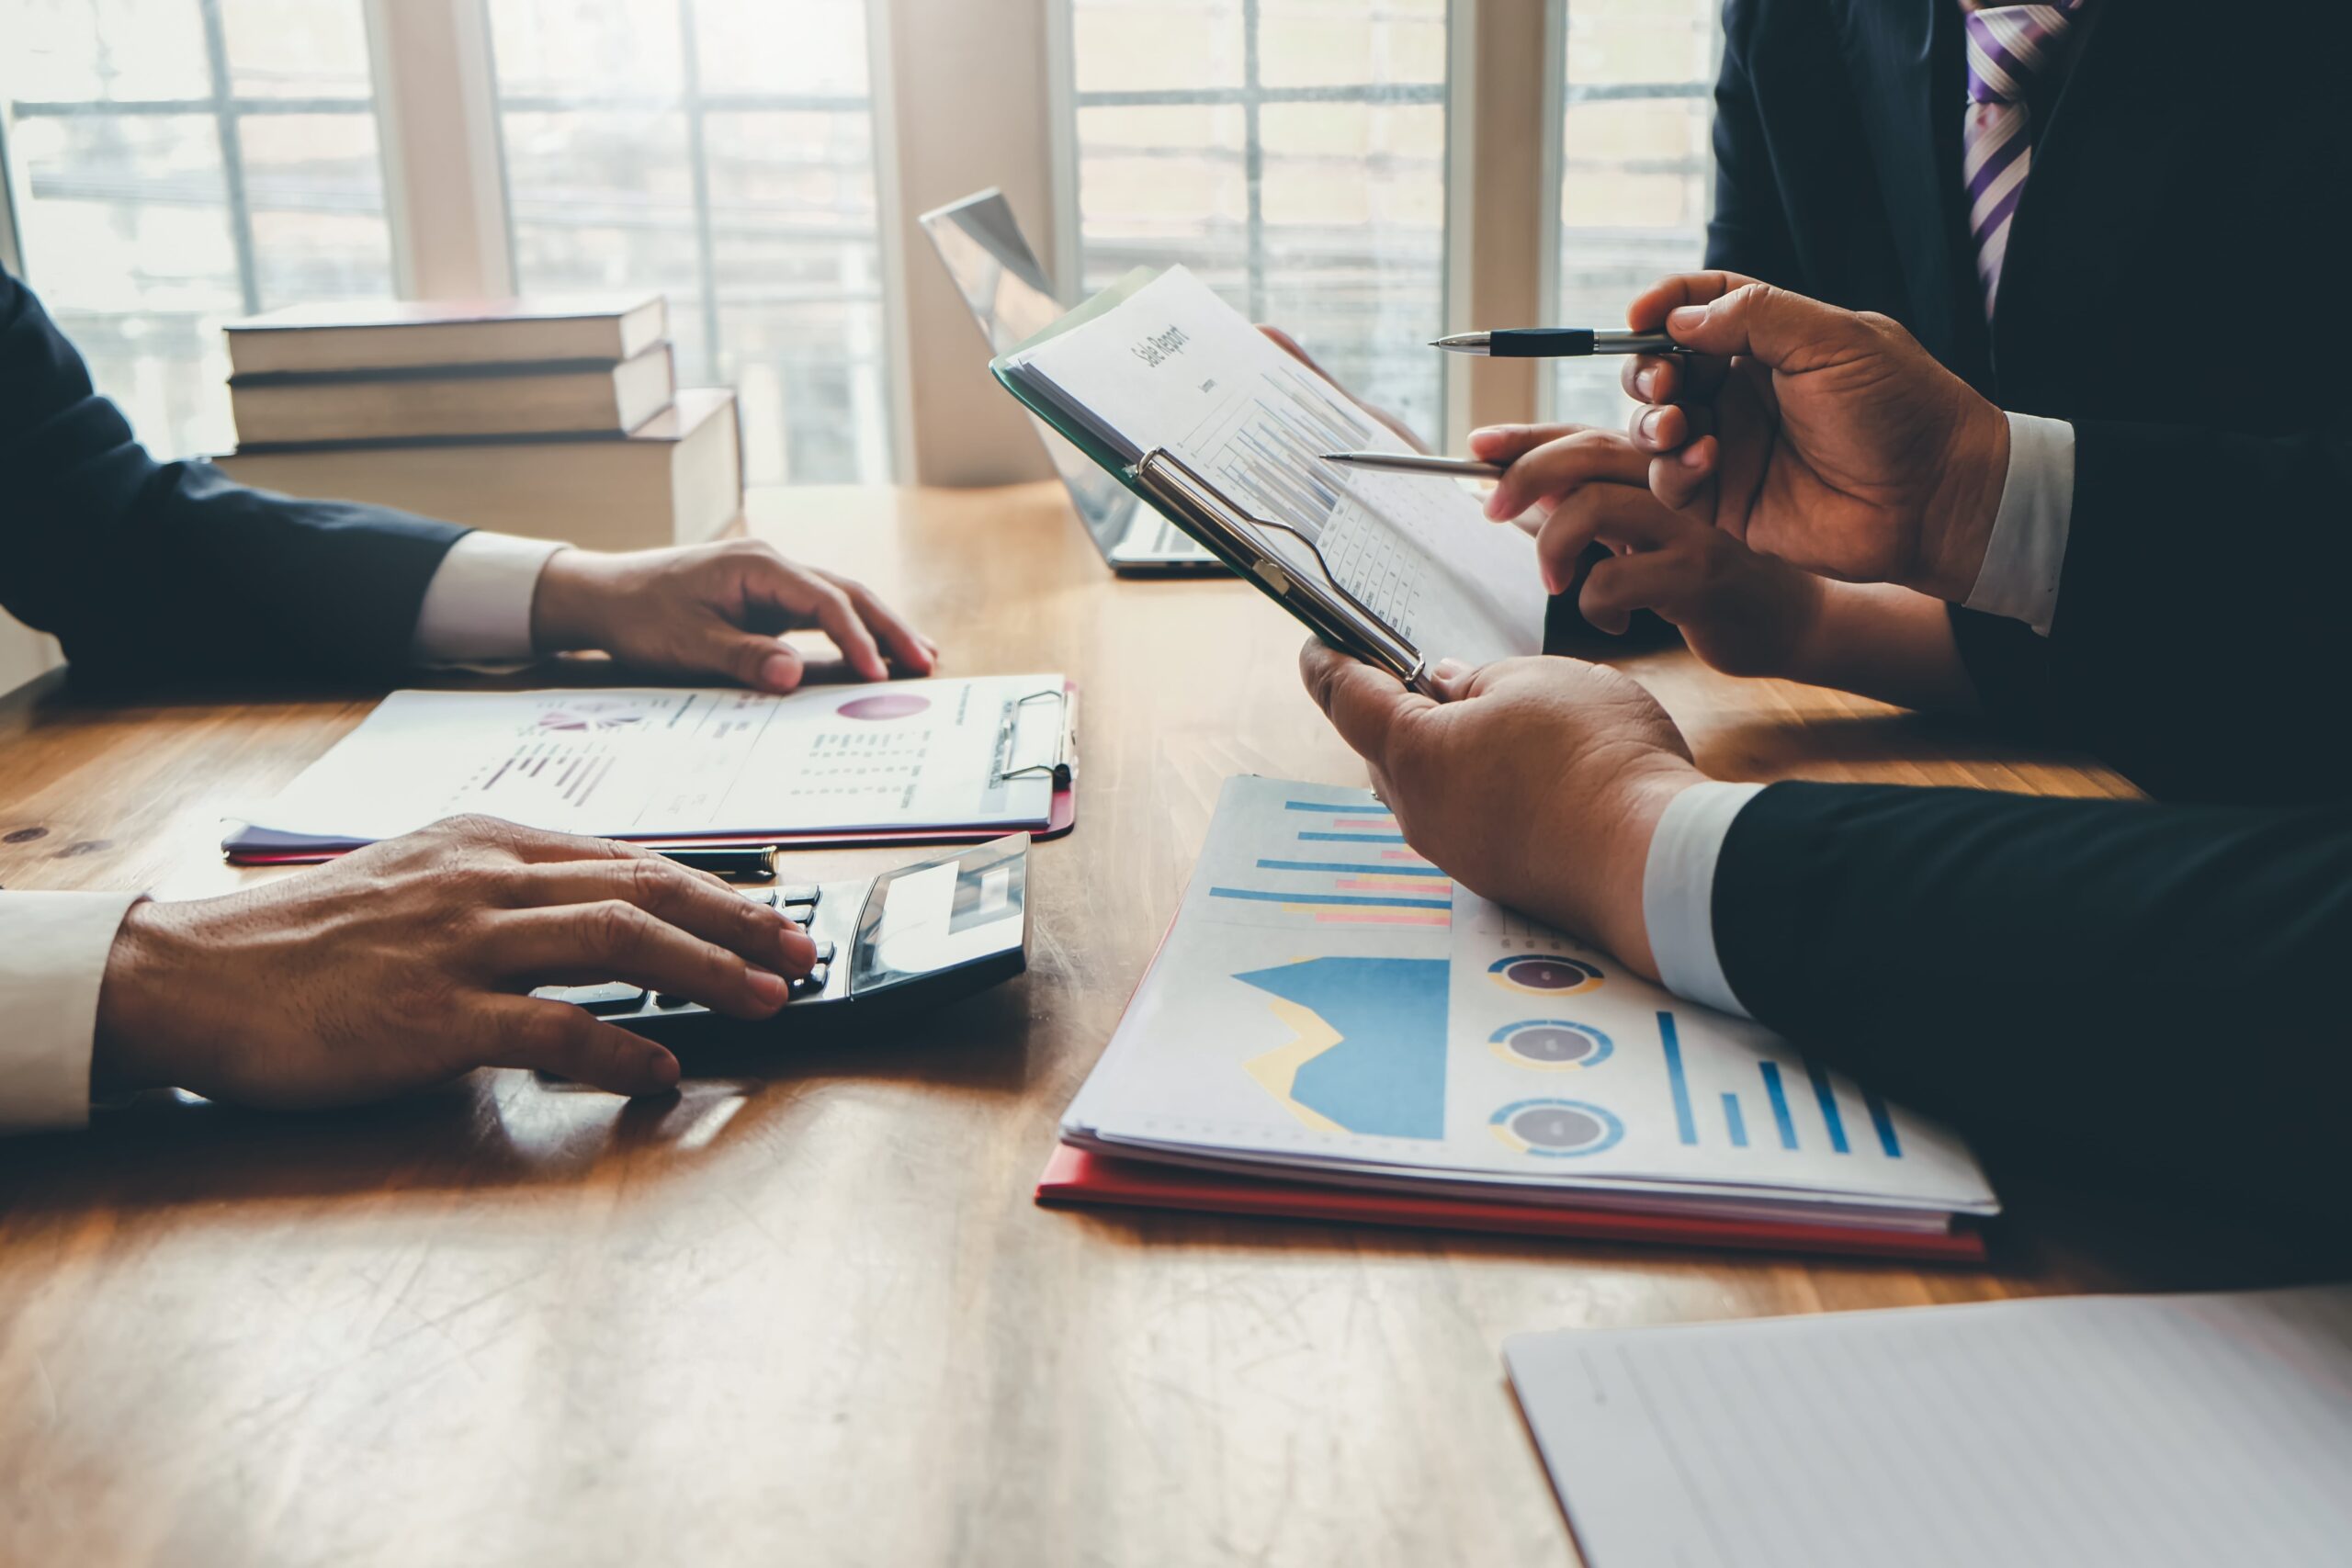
918, 188, 1221, 576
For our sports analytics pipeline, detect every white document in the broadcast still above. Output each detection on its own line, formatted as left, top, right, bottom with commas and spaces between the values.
1506, 1285, 2352, 1568
231, 676, 1063, 844
1004, 266, 1547, 669
1062, 777, 1995, 1224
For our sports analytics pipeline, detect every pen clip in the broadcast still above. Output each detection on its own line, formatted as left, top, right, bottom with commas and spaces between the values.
1132, 448, 1432, 696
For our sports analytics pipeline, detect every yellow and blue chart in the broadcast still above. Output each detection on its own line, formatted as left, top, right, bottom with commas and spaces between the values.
1236, 956, 1451, 1139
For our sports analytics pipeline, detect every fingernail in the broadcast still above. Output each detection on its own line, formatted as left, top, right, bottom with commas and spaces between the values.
1432, 658, 1469, 683
746, 967, 788, 1006
1679, 443, 1708, 468
1639, 407, 1662, 439
644, 1049, 681, 1090
1667, 305, 1704, 334
1638, 369, 1657, 400
760, 651, 800, 689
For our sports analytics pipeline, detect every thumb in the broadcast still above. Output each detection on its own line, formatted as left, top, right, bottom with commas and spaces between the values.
1299, 639, 1431, 768
1664, 282, 1860, 373
708, 630, 803, 693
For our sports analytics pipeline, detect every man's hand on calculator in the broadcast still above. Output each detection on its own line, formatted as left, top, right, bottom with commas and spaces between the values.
91, 817, 814, 1109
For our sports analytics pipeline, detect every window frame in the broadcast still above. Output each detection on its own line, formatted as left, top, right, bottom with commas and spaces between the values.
0, 0, 1627, 483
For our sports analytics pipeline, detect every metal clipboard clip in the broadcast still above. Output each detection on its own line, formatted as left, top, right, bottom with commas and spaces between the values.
993, 685, 1077, 788
1130, 447, 1436, 697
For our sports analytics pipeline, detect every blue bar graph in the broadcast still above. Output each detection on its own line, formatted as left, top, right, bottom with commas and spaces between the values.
1758, 1062, 1798, 1149
1297, 831, 1408, 843
1658, 1011, 1697, 1145
1721, 1092, 1748, 1148
1284, 800, 1393, 815
1209, 887, 1450, 910
1806, 1061, 1851, 1155
1255, 858, 1444, 877
1866, 1090, 1904, 1158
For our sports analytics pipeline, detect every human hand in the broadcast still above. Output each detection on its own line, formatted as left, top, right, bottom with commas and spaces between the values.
531, 537, 939, 693
1258, 325, 1430, 453
1618, 272, 2010, 600
1298, 640, 1703, 976
1463, 423, 1830, 677
92, 816, 819, 1110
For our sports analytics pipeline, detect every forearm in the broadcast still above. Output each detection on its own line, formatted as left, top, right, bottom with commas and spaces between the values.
4, 268, 463, 682
1711, 783, 2352, 1202
1784, 581, 1980, 713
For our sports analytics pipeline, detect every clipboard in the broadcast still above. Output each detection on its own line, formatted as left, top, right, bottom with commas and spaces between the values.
220, 679, 1080, 865
991, 352, 1441, 698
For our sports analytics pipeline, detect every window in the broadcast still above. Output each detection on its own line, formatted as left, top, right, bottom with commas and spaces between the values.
484, 0, 892, 485
1062, 0, 1452, 443
1552, 0, 1722, 428
0, 1, 1726, 485
0, 0, 392, 458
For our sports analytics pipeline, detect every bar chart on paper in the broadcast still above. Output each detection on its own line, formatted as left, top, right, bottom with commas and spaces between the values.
1660, 1012, 1905, 1160
1206, 798, 1453, 929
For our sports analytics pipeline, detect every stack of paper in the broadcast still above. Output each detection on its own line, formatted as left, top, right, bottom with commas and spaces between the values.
223, 675, 1071, 862
1507, 1285, 2352, 1567
1046, 776, 1996, 1257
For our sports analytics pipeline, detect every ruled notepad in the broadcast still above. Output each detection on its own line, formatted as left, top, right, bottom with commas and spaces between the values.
1506, 1285, 2352, 1568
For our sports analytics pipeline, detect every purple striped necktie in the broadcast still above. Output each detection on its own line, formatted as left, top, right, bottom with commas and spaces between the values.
1962, 0, 2086, 321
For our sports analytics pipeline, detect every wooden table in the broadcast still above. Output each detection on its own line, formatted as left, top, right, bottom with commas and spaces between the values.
0, 483, 2309, 1566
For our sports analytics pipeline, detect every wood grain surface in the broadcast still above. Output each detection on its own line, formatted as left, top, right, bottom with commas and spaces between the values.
0, 483, 2316, 1567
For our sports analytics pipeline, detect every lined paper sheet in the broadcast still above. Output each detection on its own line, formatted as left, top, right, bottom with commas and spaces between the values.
1506, 1286, 2352, 1568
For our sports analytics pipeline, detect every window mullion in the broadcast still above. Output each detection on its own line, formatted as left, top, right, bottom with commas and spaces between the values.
197, 0, 262, 314
1458, 0, 1555, 438
363, 0, 514, 299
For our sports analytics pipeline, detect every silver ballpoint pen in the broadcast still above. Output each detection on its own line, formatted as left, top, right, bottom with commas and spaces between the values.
1319, 451, 1504, 480
1430, 328, 1686, 358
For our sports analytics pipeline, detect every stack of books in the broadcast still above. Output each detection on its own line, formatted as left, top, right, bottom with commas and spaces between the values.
210, 295, 742, 551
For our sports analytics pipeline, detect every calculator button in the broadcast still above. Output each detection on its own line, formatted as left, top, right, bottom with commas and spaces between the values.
791, 963, 829, 997
654, 992, 695, 1009
537, 982, 646, 1016
741, 888, 779, 907
808, 940, 836, 964
776, 885, 820, 906
782, 902, 817, 927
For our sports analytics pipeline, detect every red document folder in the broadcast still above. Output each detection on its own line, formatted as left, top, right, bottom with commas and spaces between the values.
1035, 1146, 1989, 1263
223, 680, 1079, 865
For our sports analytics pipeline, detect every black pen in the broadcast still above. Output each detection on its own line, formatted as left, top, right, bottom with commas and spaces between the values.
1430, 328, 1687, 358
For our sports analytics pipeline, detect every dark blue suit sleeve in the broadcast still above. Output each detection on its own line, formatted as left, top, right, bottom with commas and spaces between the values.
1712, 780, 2352, 1209
0, 265, 465, 684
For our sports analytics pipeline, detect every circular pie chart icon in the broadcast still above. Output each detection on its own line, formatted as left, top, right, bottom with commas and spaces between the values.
836, 693, 931, 721
1487, 954, 1603, 995
1489, 1099, 1625, 1157
1490, 1020, 1613, 1069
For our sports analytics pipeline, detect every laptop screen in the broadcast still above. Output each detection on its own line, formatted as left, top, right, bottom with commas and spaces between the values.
917, 191, 1136, 544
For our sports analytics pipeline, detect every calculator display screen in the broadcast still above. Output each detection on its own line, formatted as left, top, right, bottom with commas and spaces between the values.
849, 836, 1028, 995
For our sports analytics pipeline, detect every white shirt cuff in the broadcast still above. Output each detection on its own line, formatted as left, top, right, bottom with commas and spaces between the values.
0, 890, 143, 1134
1640, 781, 1766, 1020
409, 532, 568, 665
1962, 412, 2075, 637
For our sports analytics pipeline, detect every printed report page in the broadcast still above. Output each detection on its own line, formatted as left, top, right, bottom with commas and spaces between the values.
1010, 266, 1546, 669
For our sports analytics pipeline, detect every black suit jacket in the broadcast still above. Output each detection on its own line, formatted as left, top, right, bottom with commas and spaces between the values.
1696, 2, 2352, 1206
1, 265, 464, 684
1708, 0, 2352, 805
1713, 782, 2352, 1206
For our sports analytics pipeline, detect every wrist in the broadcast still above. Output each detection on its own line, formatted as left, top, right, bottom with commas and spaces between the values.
527, 547, 611, 654
91, 899, 207, 1097
1913, 400, 2011, 603
1588, 763, 1704, 982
